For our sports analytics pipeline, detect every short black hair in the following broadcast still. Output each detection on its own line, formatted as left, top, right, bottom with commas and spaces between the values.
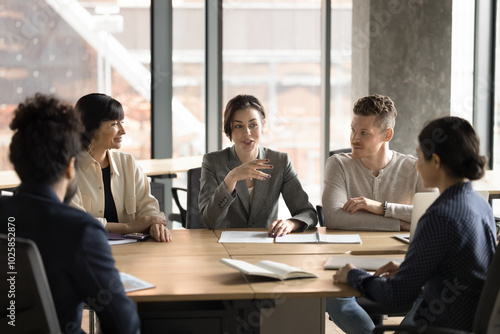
9, 93, 84, 185
75, 93, 124, 149
418, 116, 486, 180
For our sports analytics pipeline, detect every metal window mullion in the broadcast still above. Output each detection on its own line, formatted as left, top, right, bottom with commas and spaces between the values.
205, 0, 223, 152
473, 0, 496, 168
320, 0, 331, 194
151, 0, 173, 159
151, 0, 173, 225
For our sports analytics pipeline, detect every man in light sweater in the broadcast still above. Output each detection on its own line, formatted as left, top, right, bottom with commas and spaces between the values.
323, 94, 428, 231
322, 94, 432, 333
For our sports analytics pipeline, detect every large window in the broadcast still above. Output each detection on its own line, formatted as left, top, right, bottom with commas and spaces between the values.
173, 0, 205, 158
450, 0, 476, 122
329, 1, 353, 153
222, 0, 323, 207
0, 0, 152, 171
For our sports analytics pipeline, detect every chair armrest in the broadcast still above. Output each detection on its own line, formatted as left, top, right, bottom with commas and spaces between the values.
171, 187, 187, 226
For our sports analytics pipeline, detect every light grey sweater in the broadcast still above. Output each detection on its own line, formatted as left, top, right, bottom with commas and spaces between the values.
322, 152, 432, 231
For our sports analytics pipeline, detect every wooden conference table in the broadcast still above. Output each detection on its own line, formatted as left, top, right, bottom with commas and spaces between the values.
112, 227, 407, 334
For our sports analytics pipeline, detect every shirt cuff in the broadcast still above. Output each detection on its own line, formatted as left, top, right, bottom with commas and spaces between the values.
96, 217, 107, 227
347, 268, 372, 293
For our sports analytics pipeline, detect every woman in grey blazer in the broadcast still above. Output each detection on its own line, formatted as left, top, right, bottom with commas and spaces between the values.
199, 94, 317, 235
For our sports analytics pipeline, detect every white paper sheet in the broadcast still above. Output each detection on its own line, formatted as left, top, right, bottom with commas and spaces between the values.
108, 239, 138, 246
218, 231, 274, 243
275, 232, 361, 244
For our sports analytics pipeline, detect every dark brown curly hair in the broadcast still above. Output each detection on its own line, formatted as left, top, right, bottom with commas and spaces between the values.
353, 94, 397, 131
9, 93, 84, 185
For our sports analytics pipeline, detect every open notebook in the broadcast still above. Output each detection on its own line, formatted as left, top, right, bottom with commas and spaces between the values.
393, 190, 489, 244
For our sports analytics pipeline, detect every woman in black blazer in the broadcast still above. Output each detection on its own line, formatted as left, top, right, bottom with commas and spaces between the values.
199, 94, 317, 235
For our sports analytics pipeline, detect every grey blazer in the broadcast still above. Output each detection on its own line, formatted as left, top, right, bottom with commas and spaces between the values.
199, 146, 317, 230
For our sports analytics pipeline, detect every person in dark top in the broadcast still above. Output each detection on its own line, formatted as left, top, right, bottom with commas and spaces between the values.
334, 116, 496, 332
0, 94, 140, 333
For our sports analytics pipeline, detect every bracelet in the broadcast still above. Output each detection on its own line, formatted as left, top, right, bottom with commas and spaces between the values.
382, 201, 388, 217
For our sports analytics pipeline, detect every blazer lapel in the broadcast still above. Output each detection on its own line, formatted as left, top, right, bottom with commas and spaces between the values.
248, 147, 270, 222
228, 146, 250, 214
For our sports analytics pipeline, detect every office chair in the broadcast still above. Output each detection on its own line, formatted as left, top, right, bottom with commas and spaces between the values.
316, 205, 324, 227
169, 167, 205, 229
329, 148, 352, 156
0, 234, 62, 334
373, 243, 500, 334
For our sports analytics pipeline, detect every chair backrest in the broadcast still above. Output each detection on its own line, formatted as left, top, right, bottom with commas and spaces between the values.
0, 234, 61, 333
318, 149, 351, 226
329, 148, 351, 156
186, 167, 204, 229
316, 205, 324, 227
473, 243, 500, 334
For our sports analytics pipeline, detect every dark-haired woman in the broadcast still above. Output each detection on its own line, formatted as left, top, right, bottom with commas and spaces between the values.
198, 94, 317, 235
334, 116, 496, 332
71, 93, 172, 242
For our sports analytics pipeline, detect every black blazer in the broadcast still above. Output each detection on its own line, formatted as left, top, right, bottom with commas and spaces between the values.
199, 146, 317, 229
0, 182, 140, 334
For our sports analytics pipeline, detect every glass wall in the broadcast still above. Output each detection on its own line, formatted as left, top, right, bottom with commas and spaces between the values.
173, 0, 205, 158
0, 0, 152, 171
222, 0, 323, 207
450, 0, 475, 122
329, 0, 352, 153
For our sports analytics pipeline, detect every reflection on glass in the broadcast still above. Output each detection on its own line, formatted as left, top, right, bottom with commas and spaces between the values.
330, 0, 353, 155
173, 0, 205, 158
450, 0, 475, 123
222, 0, 323, 206
0, 0, 151, 171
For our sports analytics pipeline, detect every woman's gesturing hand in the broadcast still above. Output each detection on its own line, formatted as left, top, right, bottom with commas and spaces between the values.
224, 159, 273, 193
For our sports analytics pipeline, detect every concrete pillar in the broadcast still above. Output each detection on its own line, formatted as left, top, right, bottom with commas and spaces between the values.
352, 0, 453, 154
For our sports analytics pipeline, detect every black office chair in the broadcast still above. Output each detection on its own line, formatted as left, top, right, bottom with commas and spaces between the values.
329, 148, 352, 156
169, 167, 205, 229
373, 243, 500, 334
0, 234, 62, 334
